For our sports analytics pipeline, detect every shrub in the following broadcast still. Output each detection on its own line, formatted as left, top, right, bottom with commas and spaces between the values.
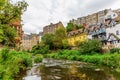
79, 39, 102, 55
0, 48, 32, 80
34, 54, 43, 63
110, 48, 120, 53
32, 45, 49, 54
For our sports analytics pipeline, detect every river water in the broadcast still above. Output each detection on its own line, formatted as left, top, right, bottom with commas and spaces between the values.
19, 58, 120, 80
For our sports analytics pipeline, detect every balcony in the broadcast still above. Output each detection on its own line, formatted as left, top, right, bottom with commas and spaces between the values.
92, 28, 106, 36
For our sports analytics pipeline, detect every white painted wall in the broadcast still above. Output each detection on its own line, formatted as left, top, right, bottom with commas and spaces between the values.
105, 10, 118, 19
87, 35, 92, 40
106, 24, 120, 40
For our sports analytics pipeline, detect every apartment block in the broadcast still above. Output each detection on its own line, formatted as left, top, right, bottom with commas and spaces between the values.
69, 9, 111, 28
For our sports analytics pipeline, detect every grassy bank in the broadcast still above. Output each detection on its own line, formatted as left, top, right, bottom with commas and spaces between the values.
46, 50, 120, 69
0, 48, 32, 80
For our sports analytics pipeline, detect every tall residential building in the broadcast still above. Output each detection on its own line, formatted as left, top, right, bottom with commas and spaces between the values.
21, 34, 39, 50
114, 9, 120, 21
69, 9, 111, 27
43, 21, 64, 35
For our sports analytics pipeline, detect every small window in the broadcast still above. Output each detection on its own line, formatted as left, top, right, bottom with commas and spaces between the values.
107, 15, 111, 18
113, 14, 116, 17
116, 30, 119, 35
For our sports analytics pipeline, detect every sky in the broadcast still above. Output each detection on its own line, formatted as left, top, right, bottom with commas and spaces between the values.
12, 0, 120, 34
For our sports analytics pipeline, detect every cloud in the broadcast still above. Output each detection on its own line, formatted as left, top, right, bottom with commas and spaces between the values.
12, 0, 120, 34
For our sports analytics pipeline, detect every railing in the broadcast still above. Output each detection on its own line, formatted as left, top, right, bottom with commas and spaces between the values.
92, 28, 106, 35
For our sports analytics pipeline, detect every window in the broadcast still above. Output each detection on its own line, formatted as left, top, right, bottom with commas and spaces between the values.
107, 15, 111, 19
113, 14, 116, 17
116, 30, 119, 35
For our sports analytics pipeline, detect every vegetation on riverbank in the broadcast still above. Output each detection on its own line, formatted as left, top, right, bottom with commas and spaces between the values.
46, 50, 120, 69
0, 48, 32, 80
34, 54, 43, 63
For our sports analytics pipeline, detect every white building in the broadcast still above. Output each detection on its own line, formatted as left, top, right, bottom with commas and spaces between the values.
105, 10, 118, 19
106, 24, 120, 48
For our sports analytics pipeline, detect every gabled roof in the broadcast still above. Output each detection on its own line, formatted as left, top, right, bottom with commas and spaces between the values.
107, 33, 120, 41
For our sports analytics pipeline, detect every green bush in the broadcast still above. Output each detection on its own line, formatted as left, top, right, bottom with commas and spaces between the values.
46, 50, 120, 69
79, 39, 102, 55
0, 48, 32, 80
110, 48, 120, 53
34, 54, 43, 63
32, 45, 49, 54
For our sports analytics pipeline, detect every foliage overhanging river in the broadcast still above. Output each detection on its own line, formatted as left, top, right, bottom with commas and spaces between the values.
16, 58, 120, 80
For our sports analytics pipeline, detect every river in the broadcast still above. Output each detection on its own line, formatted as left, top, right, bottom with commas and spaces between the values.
18, 58, 120, 80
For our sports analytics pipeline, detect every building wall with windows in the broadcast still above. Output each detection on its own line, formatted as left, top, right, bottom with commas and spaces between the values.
43, 21, 64, 35
67, 28, 87, 47
21, 34, 39, 50
11, 19, 24, 49
106, 24, 120, 49
69, 9, 111, 27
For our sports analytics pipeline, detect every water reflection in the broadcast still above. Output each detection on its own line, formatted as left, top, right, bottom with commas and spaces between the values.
22, 58, 120, 80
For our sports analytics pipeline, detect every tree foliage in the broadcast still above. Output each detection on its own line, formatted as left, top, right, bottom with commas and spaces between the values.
66, 22, 74, 32
53, 27, 67, 49
31, 45, 49, 54
42, 33, 55, 49
79, 39, 102, 55
41, 27, 69, 50
76, 25, 83, 29
0, 0, 28, 46
66, 22, 83, 32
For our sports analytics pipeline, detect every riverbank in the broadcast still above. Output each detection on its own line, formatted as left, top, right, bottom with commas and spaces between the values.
45, 50, 120, 70
0, 48, 32, 80
22, 58, 120, 80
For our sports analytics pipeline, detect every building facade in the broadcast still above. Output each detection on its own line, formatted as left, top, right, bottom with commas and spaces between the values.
39, 32, 43, 42
67, 28, 87, 47
69, 9, 111, 27
11, 19, 24, 49
21, 34, 39, 50
105, 24, 120, 49
43, 21, 64, 35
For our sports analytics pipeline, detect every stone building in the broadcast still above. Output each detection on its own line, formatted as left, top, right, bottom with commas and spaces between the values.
21, 34, 39, 50
39, 32, 43, 42
69, 9, 111, 27
11, 19, 24, 49
43, 21, 64, 35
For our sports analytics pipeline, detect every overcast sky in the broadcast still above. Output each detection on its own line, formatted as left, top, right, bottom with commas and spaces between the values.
12, 0, 120, 34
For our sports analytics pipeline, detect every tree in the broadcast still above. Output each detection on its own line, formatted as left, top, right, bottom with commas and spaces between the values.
0, 27, 4, 43
79, 39, 102, 55
66, 22, 74, 32
42, 33, 55, 49
76, 25, 83, 29
54, 27, 67, 49
0, 0, 28, 24
2, 24, 16, 46
0, 0, 28, 46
